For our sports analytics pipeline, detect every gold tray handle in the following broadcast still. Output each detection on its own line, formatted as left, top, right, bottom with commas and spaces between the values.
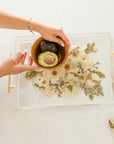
111, 52, 114, 84
8, 53, 16, 93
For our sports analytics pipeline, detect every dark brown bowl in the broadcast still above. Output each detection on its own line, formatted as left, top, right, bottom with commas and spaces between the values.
31, 37, 69, 70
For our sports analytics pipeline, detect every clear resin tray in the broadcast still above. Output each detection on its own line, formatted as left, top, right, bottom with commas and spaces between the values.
11, 33, 113, 109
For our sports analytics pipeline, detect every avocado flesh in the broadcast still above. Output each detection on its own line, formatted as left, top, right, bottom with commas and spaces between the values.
38, 51, 58, 68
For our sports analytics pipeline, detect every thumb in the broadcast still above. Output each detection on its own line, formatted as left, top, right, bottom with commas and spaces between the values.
24, 65, 40, 71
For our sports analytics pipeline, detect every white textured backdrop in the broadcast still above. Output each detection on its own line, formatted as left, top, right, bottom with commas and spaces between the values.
0, 0, 114, 144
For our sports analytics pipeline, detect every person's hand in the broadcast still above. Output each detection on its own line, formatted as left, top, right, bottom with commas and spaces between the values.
32, 21, 70, 48
0, 51, 39, 77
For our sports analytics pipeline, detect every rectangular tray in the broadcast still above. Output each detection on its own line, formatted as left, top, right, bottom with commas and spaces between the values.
14, 33, 113, 109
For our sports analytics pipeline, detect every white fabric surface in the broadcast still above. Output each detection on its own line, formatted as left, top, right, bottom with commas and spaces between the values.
0, 0, 114, 143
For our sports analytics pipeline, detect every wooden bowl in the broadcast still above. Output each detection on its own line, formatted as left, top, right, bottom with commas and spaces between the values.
31, 37, 69, 70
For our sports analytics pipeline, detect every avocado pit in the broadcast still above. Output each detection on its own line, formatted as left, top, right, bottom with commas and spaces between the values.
44, 54, 55, 65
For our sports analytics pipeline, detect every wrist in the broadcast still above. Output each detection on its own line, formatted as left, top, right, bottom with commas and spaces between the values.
0, 64, 4, 77
0, 63, 7, 77
31, 20, 44, 34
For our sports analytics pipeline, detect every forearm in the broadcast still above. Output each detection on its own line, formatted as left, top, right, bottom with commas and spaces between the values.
0, 10, 42, 32
0, 10, 70, 51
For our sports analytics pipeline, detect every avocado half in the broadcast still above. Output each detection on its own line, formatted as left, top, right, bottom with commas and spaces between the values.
38, 51, 58, 68
39, 40, 59, 54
